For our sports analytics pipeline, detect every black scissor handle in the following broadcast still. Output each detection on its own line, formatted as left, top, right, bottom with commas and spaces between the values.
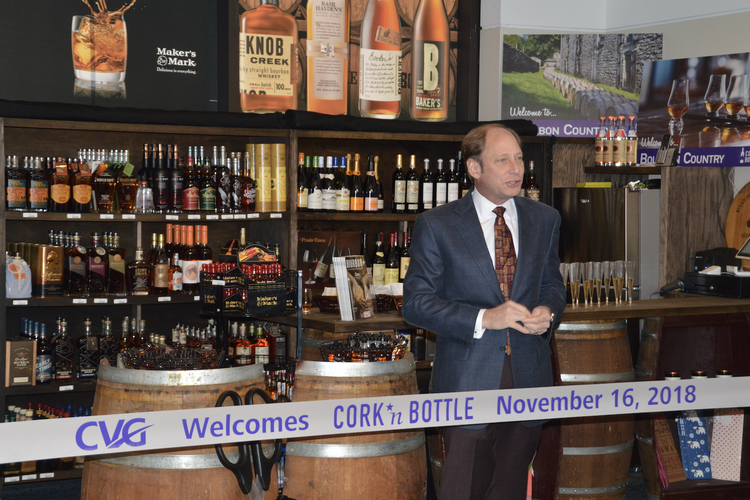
245, 387, 284, 491
214, 390, 255, 495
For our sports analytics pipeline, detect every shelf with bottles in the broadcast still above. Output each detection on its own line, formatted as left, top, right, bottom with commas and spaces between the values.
6, 211, 288, 222
4, 380, 97, 396
3, 467, 83, 486
6, 294, 202, 308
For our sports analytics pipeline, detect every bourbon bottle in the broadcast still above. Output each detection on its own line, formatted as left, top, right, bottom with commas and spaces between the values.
239, 0, 299, 113
359, 0, 402, 118
306, 0, 350, 115
410, 0, 450, 121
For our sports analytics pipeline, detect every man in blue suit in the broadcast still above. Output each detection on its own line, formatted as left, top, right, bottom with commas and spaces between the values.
402, 123, 566, 500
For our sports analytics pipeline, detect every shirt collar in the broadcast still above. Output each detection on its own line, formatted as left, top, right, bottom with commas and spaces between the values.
471, 189, 517, 222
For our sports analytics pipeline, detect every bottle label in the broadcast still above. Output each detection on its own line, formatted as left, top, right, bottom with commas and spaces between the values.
349, 195, 364, 211
183, 186, 200, 211
29, 180, 49, 208
436, 183, 447, 205
365, 196, 378, 211
626, 138, 638, 165
372, 263, 386, 286
200, 186, 216, 211
297, 189, 309, 209
7, 180, 27, 207
182, 260, 200, 285
109, 255, 126, 275
239, 34, 294, 97
73, 184, 92, 204
406, 180, 419, 204
322, 190, 337, 210
602, 140, 613, 163
313, 261, 329, 279
359, 48, 402, 102
36, 355, 53, 382
526, 187, 540, 201
154, 263, 170, 288
422, 183, 434, 209
413, 41, 446, 111
336, 188, 350, 211
394, 179, 406, 203
375, 27, 402, 47
448, 183, 459, 202
243, 185, 257, 204
594, 138, 604, 164
255, 345, 269, 363
89, 257, 107, 277
170, 271, 183, 291
399, 256, 411, 279
384, 267, 399, 285
308, 187, 323, 210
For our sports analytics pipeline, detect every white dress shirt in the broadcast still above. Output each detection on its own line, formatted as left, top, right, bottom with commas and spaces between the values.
472, 189, 519, 338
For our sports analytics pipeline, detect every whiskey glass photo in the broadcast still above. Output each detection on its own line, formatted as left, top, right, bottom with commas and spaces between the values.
568, 262, 581, 307
724, 75, 746, 119
613, 260, 625, 305
703, 74, 725, 118
602, 261, 612, 304
667, 78, 689, 135
593, 262, 603, 305
71, 14, 127, 85
625, 260, 636, 304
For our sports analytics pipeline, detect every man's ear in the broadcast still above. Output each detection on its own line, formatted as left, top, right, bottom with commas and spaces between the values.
466, 157, 481, 180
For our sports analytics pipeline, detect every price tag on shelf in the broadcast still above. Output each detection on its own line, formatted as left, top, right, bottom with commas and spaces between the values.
188, 214, 201, 220
100, 214, 114, 219
94, 298, 108, 304
206, 215, 219, 220
194, 295, 200, 301
122, 214, 136, 220
5, 477, 19, 483
58, 385, 74, 392
271, 213, 282, 219
212, 280, 226, 286
158, 296, 171, 302
235, 214, 247, 219
22, 212, 37, 218
249, 213, 260, 219
221, 214, 234, 220
73, 299, 87, 304
113, 298, 128, 304
166, 215, 179, 220
67, 214, 81, 219
21, 474, 37, 481
12, 300, 28, 306
39, 473, 54, 479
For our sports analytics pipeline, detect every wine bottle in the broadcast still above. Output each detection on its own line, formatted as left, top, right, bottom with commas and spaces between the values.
524, 161, 540, 201
399, 228, 411, 282
435, 158, 447, 207
359, 0, 402, 119
297, 152, 308, 211
336, 156, 350, 211
406, 154, 420, 213
181, 225, 200, 294
169, 145, 184, 213
392, 154, 406, 213
321, 156, 337, 212
151, 233, 170, 296
372, 232, 386, 286
447, 158, 459, 203
313, 237, 334, 280
419, 158, 434, 212
457, 150, 471, 198
364, 154, 379, 212
374, 155, 384, 212
307, 156, 324, 212
153, 144, 170, 213
384, 232, 399, 285
349, 154, 364, 211
306, 0, 350, 115
361, 232, 372, 278
410, 0, 450, 121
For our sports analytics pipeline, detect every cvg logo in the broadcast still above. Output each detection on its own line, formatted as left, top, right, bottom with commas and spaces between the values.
76, 418, 153, 451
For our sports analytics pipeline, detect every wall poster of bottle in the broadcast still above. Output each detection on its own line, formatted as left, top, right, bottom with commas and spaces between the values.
235, 0, 460, 121
0, 0, 220, 111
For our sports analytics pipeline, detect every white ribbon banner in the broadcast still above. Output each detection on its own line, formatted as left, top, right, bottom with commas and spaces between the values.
0, 377, 747, 464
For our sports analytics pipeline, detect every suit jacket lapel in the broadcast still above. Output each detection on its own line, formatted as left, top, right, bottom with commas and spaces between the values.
453, 193, 505, 303
512, 197, 538, 300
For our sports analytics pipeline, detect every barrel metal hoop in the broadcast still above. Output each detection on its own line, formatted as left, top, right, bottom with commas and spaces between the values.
636, 434, 654, 445
429, 456, 443, 468
558, 483, 628, 495
97, 364, 265, 386
563, 439, 634, 456
286, 433, 425, 458
296, 354, 416, 377
560, 371, 635, 383
97, 452, 235, 469
556, 321, 627, 331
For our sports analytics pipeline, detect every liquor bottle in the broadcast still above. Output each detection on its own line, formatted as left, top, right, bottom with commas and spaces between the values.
336, 156, 350, 211
626, 116, 638, 166
349, 153, 364, 211
53, 319, 75, 380
72, 155, 93, 213
307, 156, 324, 212
99, 317, 119, 368
170, 147, 184, 213
169, 252, 184, 295
216, 146, 233, 213
392, 154, 406, 213
435, 158, 448, 207
93, 153, 116, 214
612, 115, 627, 167
254, 324, 270, 364
359, 0, 402, 118
151, 233, 170, 296
296, 152, 308, 212
200, 155, 217, 213
36, 323, 53, 384
146, 232, 159, 265
602, 116, 615, 167
321, 156, 337, 212
233, 323, 254, 366
49, 158, 71, 212
107, 233, 127, 296
410, 0, 450, 121
406, 155, 420, 213
419, 158, 434, 212
241, 151, 257, 213
87, 232, 109, 296
361, 232, 372, 278
524, 161, 540, 201
64, 232, 88, 297
28, 157, 49, 212
6, 155, 28, 211
77, 318, 98, 379
239, 0, 299, 113
140, 143, 151, 187
447, 158, 459, 203
126, 247, 151, 296
152, 144, 170, 212
384, 232, 400, 285
313, 237, 334, 280
182, 155, 200, 213
230, 155, 243, 213
399, 228, 411, 282
119, 317, 131, 352
197, 225, 213, 275
116, 151, 138, 213
374, 156, 384, 212
306, 0, 350, 115
594, 116, 606, 167
363, 154, 379, 212
181, 225, 201, 294
372, 232, 386, 286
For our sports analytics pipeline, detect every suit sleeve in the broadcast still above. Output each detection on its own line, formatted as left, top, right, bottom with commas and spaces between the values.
539, 210, 566, 340
402, 214, 480, 346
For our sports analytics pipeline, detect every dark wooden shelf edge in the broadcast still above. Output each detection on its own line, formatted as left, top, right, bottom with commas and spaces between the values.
5, 380, 96, 396
584, 166, 662, 175
6, 212, 287, 222
7, 294, 202, 308
560, 296, 750, 321
661, 479, 750, 500
266, 310, 411, 333
296, 212, 417, 222
2, 468, 83, 486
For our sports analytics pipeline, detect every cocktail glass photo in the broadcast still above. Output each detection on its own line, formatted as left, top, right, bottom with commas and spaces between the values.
613, 261, 625, 305
667, 78, 689, 135
602, 261, 612, 304
568, 262, 581, 307
302, 249, 318, 285
625, 260, 636, 304
724, 75, 746, 119
72, 13, 127, 86
703, 74, 725, 118
593, 262, 603, 305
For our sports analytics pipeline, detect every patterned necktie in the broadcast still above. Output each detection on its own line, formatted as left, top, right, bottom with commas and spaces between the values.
494, 206, 516, 356
493, 206, 516, 301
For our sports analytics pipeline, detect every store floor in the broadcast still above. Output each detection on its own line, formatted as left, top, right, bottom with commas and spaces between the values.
2, 471, 649, 500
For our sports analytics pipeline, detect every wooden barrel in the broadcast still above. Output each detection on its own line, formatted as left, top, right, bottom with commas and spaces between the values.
605, 102, 639, 120
284, 354, 427, 499
553, 320, 636, 500
239, 0, 302, 14
395, 0, 458, 26
299, 327, 344, 360
400, 43, 457, 117
81, 364, 272, 500
586, 94, 633, 120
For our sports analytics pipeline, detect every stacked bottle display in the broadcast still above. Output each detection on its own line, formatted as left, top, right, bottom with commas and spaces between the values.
319, 332, 410, 362
3, 402, 91, 476
594, 115, 639, 167
296, 151, 472, 214
3, 142, 291, 214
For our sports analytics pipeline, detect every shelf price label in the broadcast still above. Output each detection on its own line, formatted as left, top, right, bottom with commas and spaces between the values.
158, 296, 171, 302
67, 214, 82, 219
22, 212, 38, 218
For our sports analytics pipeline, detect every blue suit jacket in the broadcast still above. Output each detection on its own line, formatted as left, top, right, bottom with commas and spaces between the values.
402, 192, 566, 427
